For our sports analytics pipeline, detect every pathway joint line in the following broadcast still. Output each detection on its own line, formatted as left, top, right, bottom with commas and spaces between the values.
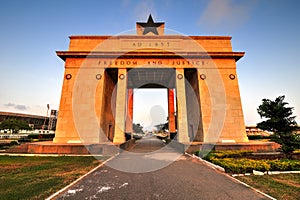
45, 153, 119, 200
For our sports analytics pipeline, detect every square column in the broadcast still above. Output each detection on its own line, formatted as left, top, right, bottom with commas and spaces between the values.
54, 68, 106, 144
168, 88, 176, 137
113, 68, 127, 144
125, 88, 134, 137
175, 69, 190, 143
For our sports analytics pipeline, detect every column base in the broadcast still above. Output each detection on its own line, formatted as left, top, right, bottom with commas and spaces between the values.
178, 134, 190, 143
125, 132, 132, 140
170, 132, 177, 140
113, 136, 126, 144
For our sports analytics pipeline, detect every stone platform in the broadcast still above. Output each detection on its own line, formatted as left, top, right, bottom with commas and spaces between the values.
4, 139, 280, 155
166, 139, 280, 154
4, 139, 136, 156
185, 141, 281, 154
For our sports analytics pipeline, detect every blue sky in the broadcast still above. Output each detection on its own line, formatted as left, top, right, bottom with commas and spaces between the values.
0, 0, 299, 128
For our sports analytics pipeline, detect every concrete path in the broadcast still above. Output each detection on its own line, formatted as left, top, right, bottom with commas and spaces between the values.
53, 136, 269, 200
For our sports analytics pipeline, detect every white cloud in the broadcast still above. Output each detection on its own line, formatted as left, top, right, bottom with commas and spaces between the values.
198, 0, 256, 31
1, 103, 58, 116
4, 102, 28, 111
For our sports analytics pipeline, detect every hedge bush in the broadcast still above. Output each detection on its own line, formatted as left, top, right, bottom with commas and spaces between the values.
195, 150, 300, 173
209, 150, 253, 159
195, 150, 253, 160
247, 135, 271, 140
211, 158, 270, 173
268, 159, 300, 171
10, 140, 19, 146
210, 158, 300, 173
27, 134, 55, 140
0, 140, 19, 150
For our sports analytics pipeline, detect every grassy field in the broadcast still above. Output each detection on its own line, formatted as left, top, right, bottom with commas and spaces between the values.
236, 174, 300, 200
0, 155, 109, 200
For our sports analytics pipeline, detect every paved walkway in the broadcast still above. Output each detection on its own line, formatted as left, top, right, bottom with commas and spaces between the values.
53, 136, 269, 200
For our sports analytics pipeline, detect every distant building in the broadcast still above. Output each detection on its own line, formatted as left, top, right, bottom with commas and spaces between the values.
0, 111, 58, 131
245, 126, 272, 137
246, 126, 300, 136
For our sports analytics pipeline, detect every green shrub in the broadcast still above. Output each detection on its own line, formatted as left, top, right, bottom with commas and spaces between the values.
27, 134, 55, 140
27, 134, 40, 139
210, 158, 300, 173
195, 150, 211, 159
41, 134, 55, 139
248, 135, 271, 140
0, 143, 10, 149
195, 150, 300, 173
18, 138, 31, 143
9, 140, 19, 146
219, 150, 251, 158
211, 158, 271, 173
268, 159, 300, 171
209, 150, 253, 159
195, 150, 253, 161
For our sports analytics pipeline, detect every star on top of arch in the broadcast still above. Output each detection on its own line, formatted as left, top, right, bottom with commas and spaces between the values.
136, 14, 165, 35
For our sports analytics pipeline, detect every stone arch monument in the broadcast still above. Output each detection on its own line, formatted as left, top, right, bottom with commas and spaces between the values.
54, 15, 249, 145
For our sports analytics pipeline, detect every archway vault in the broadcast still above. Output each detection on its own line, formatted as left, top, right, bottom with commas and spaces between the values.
127, 68, 175, 89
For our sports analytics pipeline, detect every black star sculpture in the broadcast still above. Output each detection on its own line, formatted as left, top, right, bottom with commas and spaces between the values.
137, 14, 164, 35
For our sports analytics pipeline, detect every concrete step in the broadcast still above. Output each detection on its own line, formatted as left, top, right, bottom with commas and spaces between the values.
5, 144, 29, 153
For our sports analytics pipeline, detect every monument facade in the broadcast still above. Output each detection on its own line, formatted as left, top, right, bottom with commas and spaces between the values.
54, 15, 248, 144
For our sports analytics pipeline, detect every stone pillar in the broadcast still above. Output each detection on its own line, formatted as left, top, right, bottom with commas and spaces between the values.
168, 88, 176, 138
125, 88, 134, 138
175, 69, 190, 143
54, 67, 106, 144
113, 68, 127, 144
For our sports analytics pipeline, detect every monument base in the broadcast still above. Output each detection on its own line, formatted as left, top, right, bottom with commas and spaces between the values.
4, 139, 136, 155
185, 141, 280, 154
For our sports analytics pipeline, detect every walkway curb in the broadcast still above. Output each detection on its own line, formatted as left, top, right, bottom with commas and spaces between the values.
185, 153, 276, 200
232, 170, 300, 177
45, 153, 118, 200
185, 153, 225, 172
229, 175, 276, 200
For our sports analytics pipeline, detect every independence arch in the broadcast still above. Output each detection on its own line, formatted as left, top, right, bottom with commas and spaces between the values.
54, 16, 248, 145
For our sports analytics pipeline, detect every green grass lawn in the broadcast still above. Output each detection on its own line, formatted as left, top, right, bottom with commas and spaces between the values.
0, 155, 109, 200
236, 174, 300, 200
